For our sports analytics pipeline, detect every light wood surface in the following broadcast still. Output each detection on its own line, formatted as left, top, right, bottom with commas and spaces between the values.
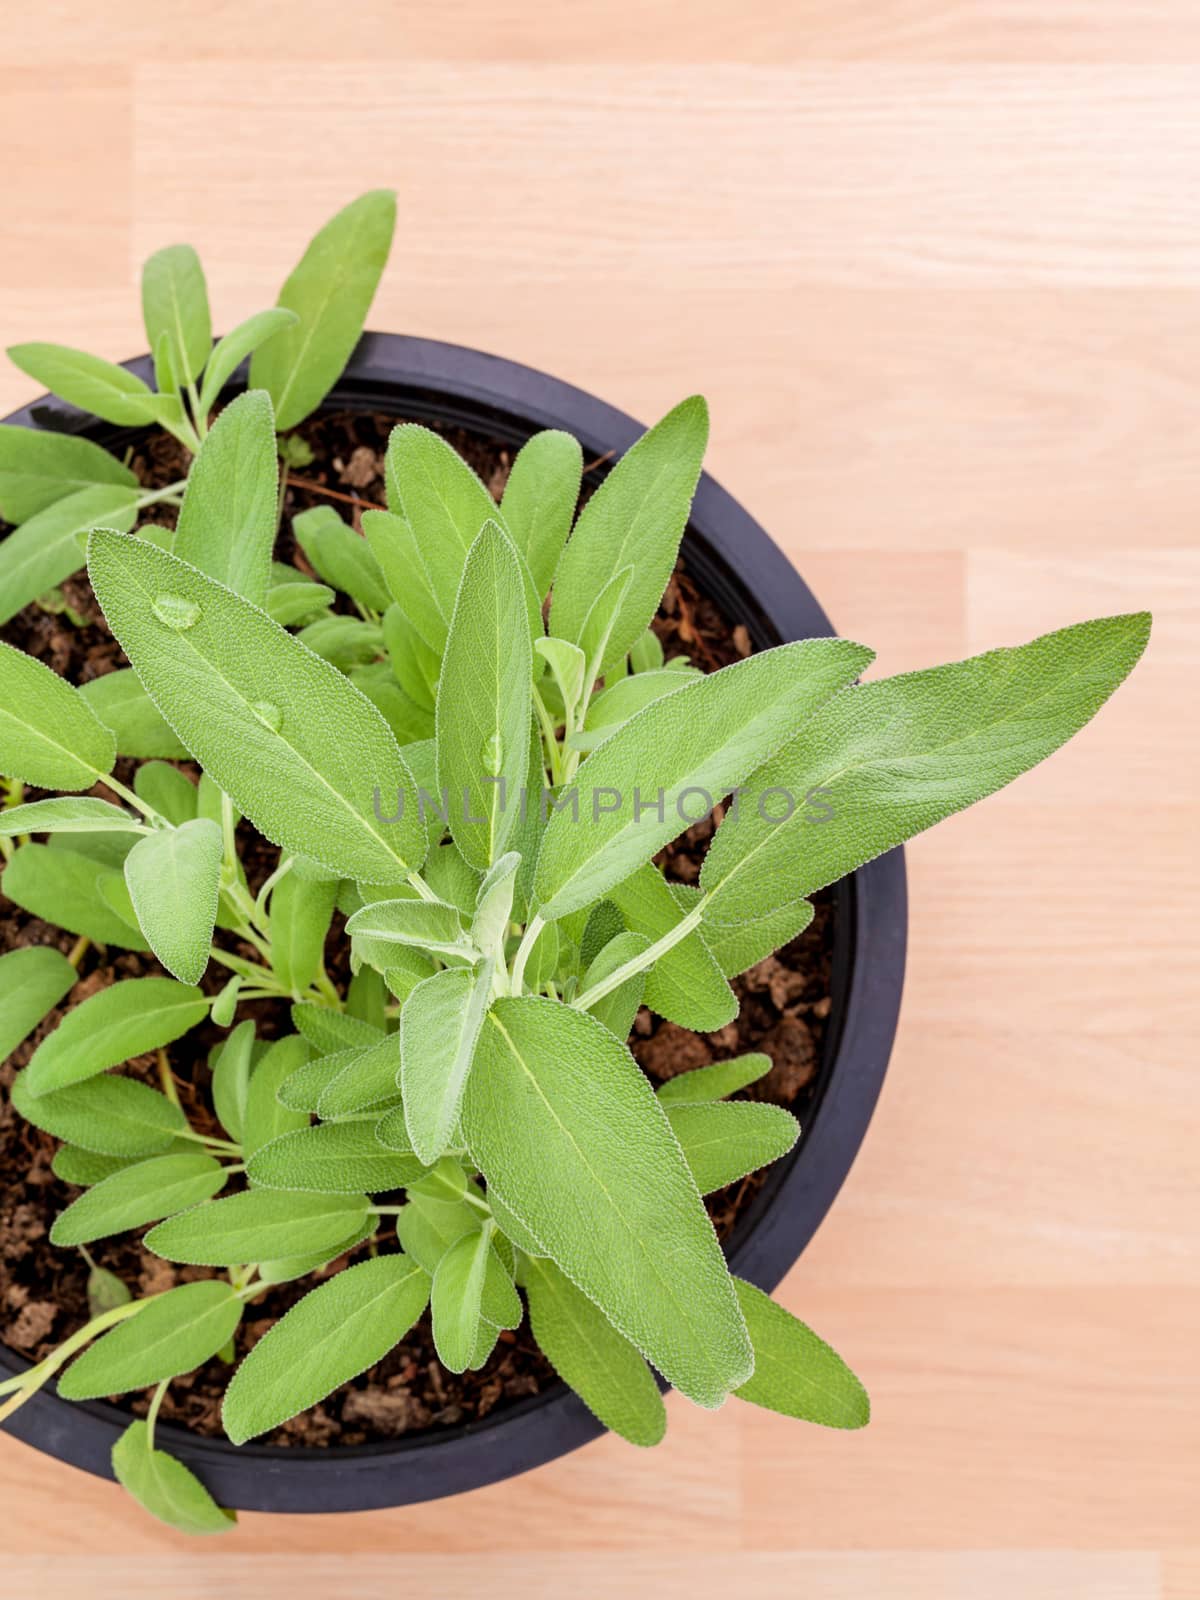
2, 7, 1196, 1596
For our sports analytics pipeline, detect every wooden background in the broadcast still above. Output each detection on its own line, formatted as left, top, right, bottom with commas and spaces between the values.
1, 4, 1196, 1596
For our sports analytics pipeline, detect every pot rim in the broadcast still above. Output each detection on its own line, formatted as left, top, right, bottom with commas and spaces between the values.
0, 332, 907, 1512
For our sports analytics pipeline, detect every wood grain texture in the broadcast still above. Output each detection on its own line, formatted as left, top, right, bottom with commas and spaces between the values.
1, 5, 1196, 1596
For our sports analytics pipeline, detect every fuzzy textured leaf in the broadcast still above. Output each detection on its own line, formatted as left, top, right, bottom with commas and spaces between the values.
111, 1422, 235, 1535
50, 1152, 227, 1246
430, 1227, 520, 1372
249, 190, 396, 430
0, 483, 139, 627
197, 308, 299, 417
0, 639, 116, 788
241, 1034, 311, 1159
436, 521, 533, 867
23, 977, 208, 1097
293, 505, 390, 614
145, 1188, 370, 1266
87, 532, 425, 881
0, 797, 141, 840
291, 1003, 383, 1056
0, 946, 76, 1062
732, 1278, 869, 1428
172, 391, 277, 607
246, 1120, 425, 1194
223, 1253, 430, 1443
609, 863, 735, 1029
269, 868, 337, 994
462, 996, 751, 1407
535, 639, 873, 920
580, 929, 649, 1041
524, 1256, 666, 1447
60, 1281, 242, 1400
702, 614, 1153, 925
501, 429, 582, 595
656, 1053, 773, 1105
142, 244, 212, 386
0, 424, 136, 524
316, 1031, 402, 1119
10, 1069, 185, 1156
7, 342, 176, 428
123, 820, 223, 984
2, 845, 147, 949
400, 962, 493, 1165
666, 1100, 799, 1193
79, 670, 189, 760
550, 397, 707, 672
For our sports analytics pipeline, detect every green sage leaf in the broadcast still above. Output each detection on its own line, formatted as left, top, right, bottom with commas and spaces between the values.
172, 390, 277, 607
269, 866, 337, 994
52, 1144, 158, 1186
0, 423, 136, 524
142, 244, 211, 387
50, 1152, 227, 1246
582, 667, 698, 743
60, 1281, 242, 1400
197, 308, 299, 417
315, 1031, 402, 1120
702, 614, 1153, 925
666, 1101, 799, 1194
255, 1217, 376, 1286
145, 1188, 370, 1266
112, 1422, 235, 1535
248, 1119, 425, 1194
0, 797, 141, 839
10, 1069, 186, 1157
399, 962, 493, 1166
732, 1278, 869, 1428
133, 760, 198, 827
435, 521, 533, 868
223, 1252, 428, 1443
293, 505, 390, 614
123, 819, 223, 984
210, 1020, 256, 1143
291, 1002, 384, 1056
2, 845, 147, 949
79, 670, 189, 761
0, 945, 75, 1061
266, 578, 334, 628
702, 896, 816, 979
501, 429, 582, 596
535, 638, 873, 921
87, 531, 425, 882
524, 1255, 666, 1447
249, 189, 396, 431
462, 996, 751, 1407
345, 896, 474, 961
0, 483, 139, 627
581, 929, 649, 1041
430, 1226, 521, 1373
7, 342, 179, 429
242, 1033, 311, 1160
550, 397, 707, 672
23, 977, 208, 1097
363, 510, 446, 653
0, 639, 115, 789
609, 863, 735, 1030
655, 1052, 772, 1104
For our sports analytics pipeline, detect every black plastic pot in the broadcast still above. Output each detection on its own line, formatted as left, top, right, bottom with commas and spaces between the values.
0, 335, 907, 1512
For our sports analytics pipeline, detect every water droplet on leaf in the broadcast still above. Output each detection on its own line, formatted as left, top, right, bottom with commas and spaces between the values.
152, 593, 201, 630
251, 701, 283, 732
